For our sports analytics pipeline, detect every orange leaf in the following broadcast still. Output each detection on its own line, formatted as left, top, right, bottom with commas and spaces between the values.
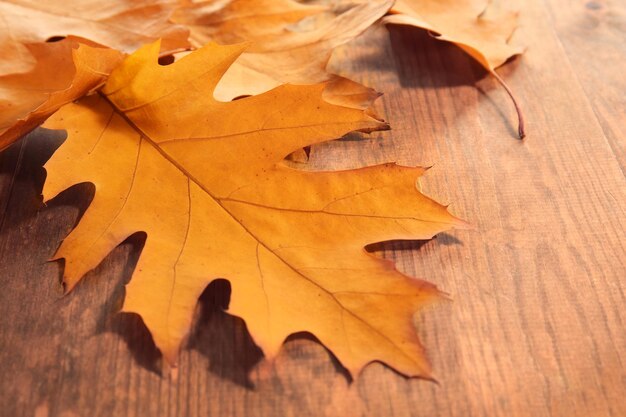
173, 0, 392, 109
0, 39, 123, 151
0, 0, 189, 75
43, 41, 466, 377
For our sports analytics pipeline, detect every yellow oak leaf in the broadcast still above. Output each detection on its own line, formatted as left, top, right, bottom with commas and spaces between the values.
43, 40, 466, 377
0, 38, 123, 151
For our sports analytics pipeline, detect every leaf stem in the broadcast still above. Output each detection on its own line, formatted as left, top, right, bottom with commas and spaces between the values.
491, 70, 525, 139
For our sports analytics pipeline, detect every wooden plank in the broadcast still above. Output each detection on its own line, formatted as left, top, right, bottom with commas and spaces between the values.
327, 0, 626, 412
0, 1, 624, 416
542, 0, 626, 171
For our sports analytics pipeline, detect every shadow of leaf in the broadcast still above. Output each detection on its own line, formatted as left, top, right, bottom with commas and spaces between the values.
187, 279, 264, 388
0, 127, 463, 389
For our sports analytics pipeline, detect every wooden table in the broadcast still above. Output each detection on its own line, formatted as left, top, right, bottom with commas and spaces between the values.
1, 1, 624, 416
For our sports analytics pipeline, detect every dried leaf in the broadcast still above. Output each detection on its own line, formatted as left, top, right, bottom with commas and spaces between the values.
173, 0, 392, 105
174, 0, 326, 46
0, 39, 123, 151
385, 0, 526, 137
386, 0, 522, 71
0, 0, 189, 75
43, 41, 465, 377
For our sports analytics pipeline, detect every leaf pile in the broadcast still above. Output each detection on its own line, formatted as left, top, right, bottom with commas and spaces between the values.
0, 0, 523, 378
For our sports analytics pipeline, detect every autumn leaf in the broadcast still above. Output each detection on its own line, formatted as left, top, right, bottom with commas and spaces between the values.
173, 0, 392, 107
42, 40, 466, 377
385, 0, 526, 137
0, 38, 123, 151
0, 0, 189, 75
174, 0, 327, 47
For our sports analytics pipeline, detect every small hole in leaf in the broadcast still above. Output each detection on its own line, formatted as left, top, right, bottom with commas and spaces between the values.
46, 36, 66, 43
158, 55, 175, 66
232, 95, 252, 101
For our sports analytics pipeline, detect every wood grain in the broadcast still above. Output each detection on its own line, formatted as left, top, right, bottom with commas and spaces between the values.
0, 1, 624, 416
543, 0, 626, 171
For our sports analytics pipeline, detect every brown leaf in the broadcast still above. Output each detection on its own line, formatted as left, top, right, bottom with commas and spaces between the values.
0, 38, 123, 151
42, 41, 466, 377
0, 0, 189, 75
385, 0, 526, 137
173, 0, 392, 108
